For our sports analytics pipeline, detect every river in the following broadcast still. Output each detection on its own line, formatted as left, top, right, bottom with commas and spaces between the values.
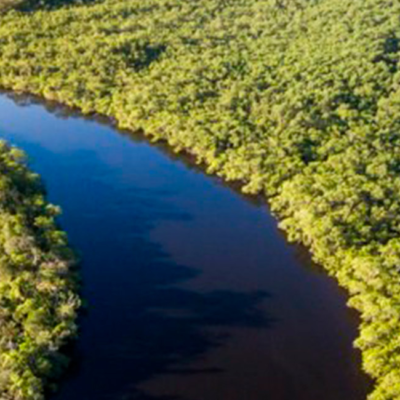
0, 93, 370, 400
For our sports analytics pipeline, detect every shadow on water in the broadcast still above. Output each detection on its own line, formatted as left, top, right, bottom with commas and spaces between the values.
58, 234, 272, 400
1, 90, 371, 400
3, 91, 266, 208
27, 144, 274, 400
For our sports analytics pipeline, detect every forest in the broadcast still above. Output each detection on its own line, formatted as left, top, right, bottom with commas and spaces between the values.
0, 141, 80, 400
0, 0, 399, 398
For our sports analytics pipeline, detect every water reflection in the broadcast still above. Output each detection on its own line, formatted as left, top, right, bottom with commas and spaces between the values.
0, 91, 370, 400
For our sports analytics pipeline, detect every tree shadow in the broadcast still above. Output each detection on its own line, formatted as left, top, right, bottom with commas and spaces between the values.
26, 144, 276, 400
54, 237, 273, 400
2, 89, 266, 209
16, 0, 101, 12
1, 89, 275, 400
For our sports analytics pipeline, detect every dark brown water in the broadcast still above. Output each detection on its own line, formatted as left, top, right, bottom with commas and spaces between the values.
0, 93, 370, 400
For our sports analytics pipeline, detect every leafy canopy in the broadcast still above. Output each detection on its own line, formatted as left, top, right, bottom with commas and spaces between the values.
0, 0, 400, 398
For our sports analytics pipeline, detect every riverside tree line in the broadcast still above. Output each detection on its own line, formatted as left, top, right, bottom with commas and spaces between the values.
0, 141, 80, 400
0, 0, 400, 399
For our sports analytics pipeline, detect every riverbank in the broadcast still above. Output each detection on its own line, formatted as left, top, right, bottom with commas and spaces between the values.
0, 140, 80, 400
0, 92, 370, 400
0, 1, 400, 398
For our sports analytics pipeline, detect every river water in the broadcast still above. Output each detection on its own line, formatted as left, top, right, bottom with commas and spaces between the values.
0, 93, 370, 400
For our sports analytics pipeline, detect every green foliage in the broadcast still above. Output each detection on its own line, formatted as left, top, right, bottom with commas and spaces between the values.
0, 0, 400, 398
0, 141, 80, 400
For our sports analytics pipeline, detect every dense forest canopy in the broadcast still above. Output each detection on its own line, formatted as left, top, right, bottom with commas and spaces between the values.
0, 0, 400, 398
0, 141, 80, 400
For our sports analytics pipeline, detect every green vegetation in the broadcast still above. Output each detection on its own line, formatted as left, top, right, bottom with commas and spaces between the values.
0, 0, 399, 398
0, 141, 80, 400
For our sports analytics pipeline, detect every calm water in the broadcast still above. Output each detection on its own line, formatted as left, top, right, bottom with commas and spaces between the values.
0, 93, 370, 400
